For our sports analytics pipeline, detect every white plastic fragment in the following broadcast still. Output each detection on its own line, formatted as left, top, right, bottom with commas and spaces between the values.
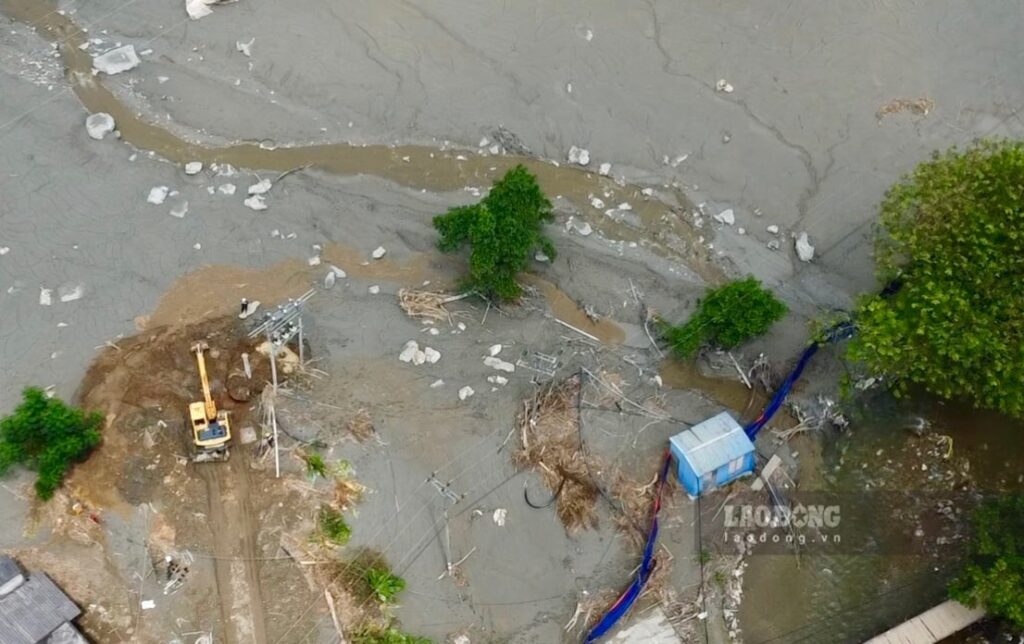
185, 0, 218, 20
169, 201, 189, 218
483, 356, 515, 373
184, 161, 203, 175
146, 186, 169, 205
598, 162, 611, 176
140, 600, 155, 610
568, 145, 591, 166
458, 386, 475, 401
157, 75, 169, 84
92, 45, 140, 75
217, 183, 236, 195
371, 246, 386, 259
39, 288, 53, 306
488, 344, 503, 357
368, 285, 380, 294
714, 208, 735, 226
85, 112, 115, 140
670, 154, 689, 168
584, 29, 594, 42
795, 232, 815, 262
236, 38, 254, 57
248, 178, 272, 195
58, 284, 84, 303
243, 195, 267, 211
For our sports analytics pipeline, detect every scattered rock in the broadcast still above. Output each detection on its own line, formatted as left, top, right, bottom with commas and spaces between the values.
399, 340, 420, 363
85, 112, 115, 140
423, 347, 441, 364
714, 208, 735, 226
487, 375, 508, 386
0, 248, 9, 256
795, 232, 815, 262
767, 240, 780, 251
458, 386, 475, 401
218, 183, 236, 195
534, 250, 550, 263
590, 197, 605, 209
169, 201, 189, 218
236, 38, 255, 57
371, 246, 386, 259
491, 126, 531, 155
584, 29, 594, 42
716, 79, 735, 93
483, 356, 515, 373
617, 202, 632, 211
329, 265, 346, 279
184, 161, 203, 175
488, 144, 501, 155
248, 178, 272, 195
92, 45, 140, 75
243, 195, 267, 211
368, 285, 380, 294
575, 221, 593, 236
146, 186, 169, 205
489, 344, 503, 357
58, 284, 84, 303
568, 145, 591, 166
598, 162, 611, 176
737, 227, 746, 235
430, 379, 445, 388
39, 287, 53, 306
492, 508, 507, 526
323, 271, 337, 289
670, 154, 688, 168
307, 256, 321, 267
766, 224, 780, 235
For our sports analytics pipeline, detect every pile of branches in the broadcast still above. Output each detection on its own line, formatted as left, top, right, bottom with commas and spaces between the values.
512, 375, 601, 532
397, 288, 453, 323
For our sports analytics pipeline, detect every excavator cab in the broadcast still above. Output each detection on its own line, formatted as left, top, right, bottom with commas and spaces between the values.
188, 341, 231, 461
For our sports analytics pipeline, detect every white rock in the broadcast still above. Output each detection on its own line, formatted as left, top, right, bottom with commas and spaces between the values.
738, 227, 746, 235
483, 356, 515, 373
58, 284, 84, 303
423, 347, 441, 364
0, 247, 8, 255
566, 82, 573, 94
412, 350, 426, 366
795, 232, 815, 262
85, 112, 115, 140
184, 161, 203, 175
766, 225, 780, 235
487, 375, 509, 386
371, 246, 386, 259
39, 288, 53, 306
157, 75, 169, 84
368, 285, 380, 294
575, 221, 593, 236
430, 379, 445, 388
92, 45, 140, 75
714, 209, 735, 226
185, 0, 217, 19
399, 340, 419, 363
584, 29, 594, 42
716, 79, 734, 93
670, 154, 689, 168
243, 195, 267, 211
308, 256, 321, 267
653, 375, 663, 388
534, 250, 550, 263
236, 38, 255, 57
767, 240, 781, 251
590, 197, 605, 209
323, 271, 337, 289
489, 144, 500, 155
617, 202, 632, 211
248, 178, 272, 195
428, 327, 440, 335
146, 186, 169, 205
641, 187, 654, 196
458, 386, 475, 401
169, 201, 189, 218
218, 183, 236, 196
193, 243, 202, 250
478, 136, 490, 148
492, 508, 507, 526
568, 145, 590, 166
489, 344, 503, 356
329, 265, 347, 279
457, 322, 467, 331
598, 162, 611, 176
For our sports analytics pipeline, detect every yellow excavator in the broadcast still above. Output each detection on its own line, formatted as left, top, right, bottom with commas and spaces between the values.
188, 341, 231, 462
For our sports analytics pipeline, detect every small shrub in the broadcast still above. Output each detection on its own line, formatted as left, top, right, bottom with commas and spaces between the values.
350, 624, 430, 644
305, 452, 328, 479
317, 505, 351, 545
366, 566, 406, 604
660, 277, 787, 359
0, 387, 103, 500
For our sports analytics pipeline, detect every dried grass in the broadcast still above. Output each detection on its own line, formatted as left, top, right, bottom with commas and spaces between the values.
397, 288, 452, 323
876, 97, 934, 120
345, 409, 375, 442
512, 375, 601, 532
333, 477, 365, 512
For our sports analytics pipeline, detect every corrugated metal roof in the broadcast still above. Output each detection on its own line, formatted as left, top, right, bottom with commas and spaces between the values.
0, 557, 22, 589
670, 411, 753, 476
46, 622, 88, 644
0, 573, 80, 644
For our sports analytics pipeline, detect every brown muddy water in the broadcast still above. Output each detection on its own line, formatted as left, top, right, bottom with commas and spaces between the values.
2, 0, 722, 286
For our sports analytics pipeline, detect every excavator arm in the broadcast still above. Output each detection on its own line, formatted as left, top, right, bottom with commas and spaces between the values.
192, 342, 217, 421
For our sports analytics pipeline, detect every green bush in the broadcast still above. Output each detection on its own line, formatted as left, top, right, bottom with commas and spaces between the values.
433, 164, 555, 300
317, 505, 351, 545
0, 387, 103, 500
305, 452, 328, 479
949, 495, 1024, 628
660, 277, 788, 359
366, 566, 406, 604
850, 141, 1024, 416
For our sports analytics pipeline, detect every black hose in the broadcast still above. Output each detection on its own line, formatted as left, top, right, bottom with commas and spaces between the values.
524, 476, 565, 509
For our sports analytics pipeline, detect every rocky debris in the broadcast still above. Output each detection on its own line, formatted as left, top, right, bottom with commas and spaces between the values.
574, 221, 593, 236
458, 386, 475, 401
371, 246, 386, 259
85, 112, 115, 140
488, 345, 503, 356
487, 375, 508, 386
491, 126, 531, 155
423, 347, 441, 364
248, 178, 272, 195
39, 287, 53, 306
243, 195, 267, 211
184, 161, 203, 175
715, 78, 735, 93
368, 285, 381, 294
399, 340, 422, 364
795, 232, 815, 261
714, 208, 735, 226
617, 202, 632, 211
484, 356, 515, 373
766, 224, 780, 235
492, 508, 507, 526
93, 45, 140, 75
307, 256, 321, 267
236, 38, 254, 57
590, 197, 605, 209
146, 186, 169, 205
169, 201, 189, 218
217, 183, 236, 195
598, 162, 611, 177
568, 145, 591, 166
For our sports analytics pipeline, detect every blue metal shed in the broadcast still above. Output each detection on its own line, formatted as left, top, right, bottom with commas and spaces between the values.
669, 411, 756, 497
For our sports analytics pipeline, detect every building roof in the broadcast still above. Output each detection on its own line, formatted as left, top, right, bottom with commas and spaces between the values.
0, 572, 81, 644
670, 411, 754, 476
45, 622, 87, 644
0, 557, 22, 590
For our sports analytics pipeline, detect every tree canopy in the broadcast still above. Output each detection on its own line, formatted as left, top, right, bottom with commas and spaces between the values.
848, 141, 1024, 417
433, 164, 555, 300
660, 277, 788, 359
949, 495, 1024, 628
0, 387, 103, 499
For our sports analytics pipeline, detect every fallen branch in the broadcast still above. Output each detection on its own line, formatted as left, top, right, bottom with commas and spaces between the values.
555, 318, 600, 343
324, 589, 348, 644
728, 352, 752, 389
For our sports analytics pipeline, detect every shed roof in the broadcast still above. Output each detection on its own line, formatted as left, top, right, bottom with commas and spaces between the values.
670, 411, 753, 476
0, 557, 22, 588
0, 573, 80, 644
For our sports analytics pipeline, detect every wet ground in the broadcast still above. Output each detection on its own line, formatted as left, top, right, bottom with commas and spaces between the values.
2, 1, 1024, 643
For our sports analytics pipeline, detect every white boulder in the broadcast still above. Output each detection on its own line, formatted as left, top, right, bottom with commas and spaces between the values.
568, 146, 591, 166
85, 112, 115, 140
458, 386, 475, 401
795, 232, 815, 262
484, 356, 515, 373
714, 209, 735, 226
146, 186, 169, 205
184, 161, 203, 175
399, 340, 419, 363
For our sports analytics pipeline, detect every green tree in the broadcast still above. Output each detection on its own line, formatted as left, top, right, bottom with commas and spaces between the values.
433, 164, 555, 300
848, 141, 1024, 417
660, 277, 788, 359
0, 387, 103, 499
949, 495, 1024, 628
